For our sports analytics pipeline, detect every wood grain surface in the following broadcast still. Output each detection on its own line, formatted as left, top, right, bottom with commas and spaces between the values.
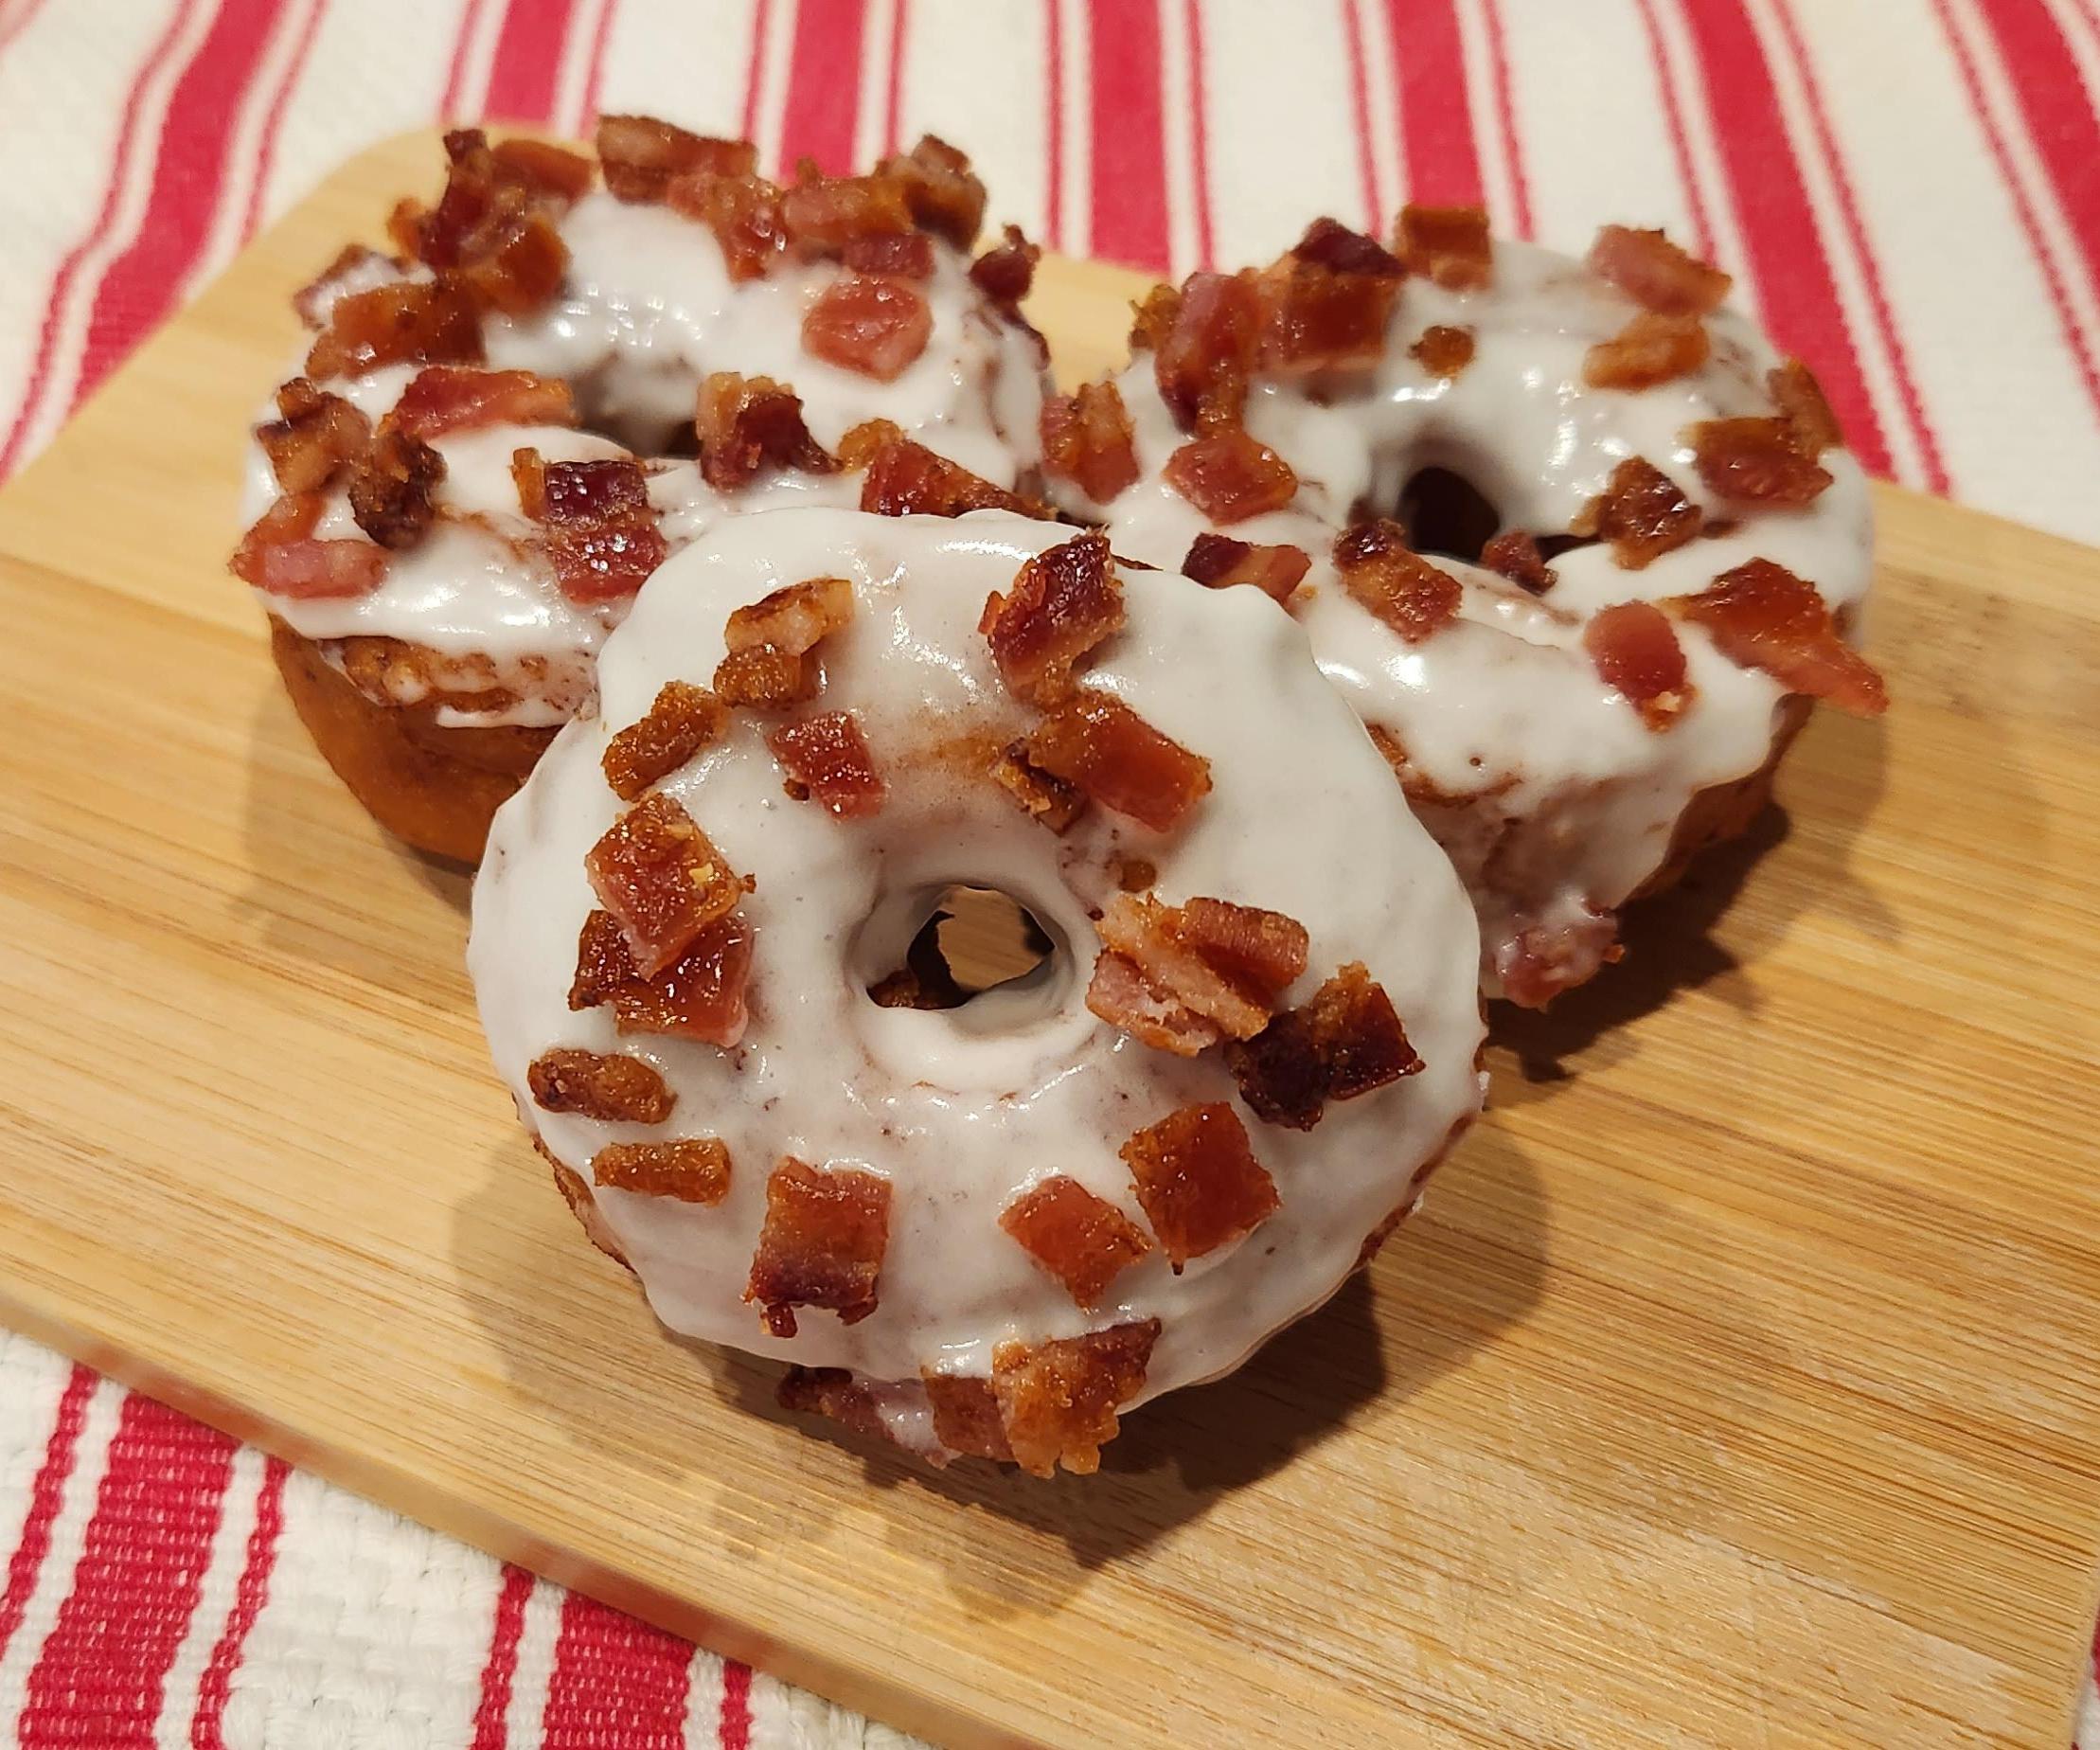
1, 131, 2097, 1748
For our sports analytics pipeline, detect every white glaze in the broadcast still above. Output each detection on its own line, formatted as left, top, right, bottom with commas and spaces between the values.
469, 509, 1486, 1431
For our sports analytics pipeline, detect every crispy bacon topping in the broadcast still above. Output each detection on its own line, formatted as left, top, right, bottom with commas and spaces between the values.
835, 419, 903, 471
570, 908, 753, 1046
1153, 270, 1261, 431
694, 372, 836, 490
489, 137, 595, 200
584, 792, 750, 977
400, 130, 577, 315
1089, 892, 1308, 1049
1291, 216, 1406, 277
602, 681, 726, 801
1224, 962, 1422, 1130
306, 278, 483, 380
999, 1177, 1152, 1310
512, 448, 667, 603
801, 275, 934, 381
1584, 312, 1710, 390
293, 244, 395, 330
1584, 600, 1695, 730
258, 377, 371, 493
1688, 417, 1834, 507
777, 1368, 893, 1447
1180, 533, 1309, 604
1397, 205, 1492, 289
526, 1047, 675, 1123
1409, 324, 1476, 378
832, 228, 931, 280
592, 1138, 732, 1205
596, 115, 755, 203
1256, 259, 1400, 377
1333, 519, 1462, 642
1119, 1103, 1278, 1269
990, 1322, 1159, 1477
667, 170, 788, 281
877, 134, 987, 247
392, 366, 575, 438
1497, 907, 1621, 1009
1129, 280, 1182, 353
980, 531, 1124, 704
1039, 381, 1140, 505
1084, 952, 1219, 1054
745, 1158, 891, 1338
920, 1372, 1015, 1463
713, 646, 818, 709
969, 223, 1040, 306
231, 493, 388, 598
1588, 223, 1731, 315
1480, 529, 1556, 593
765, 712, 886, 815
988, 741, 1087, 833
1770, 359, 1842, 455
1673, 558, 1886, 714
713, 575, 853, 708
1163, 430, 1298, 523
858, 438, 1041, 518
1575, 456, 1705, 569
781, 171, 914, 259
1023, 693, 1212, 832
347, 427, 445, 549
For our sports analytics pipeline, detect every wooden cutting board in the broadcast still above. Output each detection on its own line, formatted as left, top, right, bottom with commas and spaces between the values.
1, 129, 2096, 1749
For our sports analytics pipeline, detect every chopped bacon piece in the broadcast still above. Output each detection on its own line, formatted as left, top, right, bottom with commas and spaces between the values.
667, 170, 788, 281
602, 681, 727, 801
1119, 1102, 1278, 1269
988, 741, 1087, 833
569, 908, 753, 1046
1480, 530, 1556, 593
1000, 1177, 1152, 1310
1585, 600, 1695, 730
1397, 205, 1492, 290
293, 244, 395, 330
979, 530, 1124, 704
859, 438, 1041, 518
1290, 216, 1406, 277
878, 134, 986, 247
306, 278, 483, 380
1588, 223, 1731, 315
1688, 417, 1834, 507
725, 575, 854, 655
1673, 558, 1886, 714
1163, 430, 1298, 524
347, 427, 445, 549
1090, 892, 1307, 1046
400, 132, 578, 314
596, 115, 755, 203
969, 223, 1040, 306
1409, 325, 1475, 378
584, 792, 749, 977
781, 172, 915, 259
392, 366, 575, 438
489, 137, 595, 201
1180, 533, 1309, 603
1129, 280, 1182, 353
842, 228, 936, 279
1584, 312, 1711, 390
512, 448, 668, 603
920, 1372, 1015, 1463
526, 1046, 675, 1123
1770, 359, 1842, 455
231, 493, 388, 598
1224, 962, 1421, 1130
1256, 259, 1400, 376
990, 1321, 1159, 1476
777, 1368, 891, 1446
453, 209, 568, 314
801, 275, 933, 381
1024, 693, 1211, 832
714, 645, 819, 708
257, 377, 371, 493
745, 1158, 891, 1338
1575, 457, 1704, 569
1497, 908, 1621, 1009
835, 419, 903, 471
1153, 270, 1261, 432
1039, 381, 1140, 505
694, 372, 836, 490
592, 1138, 731, 1204
1084, 951, 1220, 1055
1332, 519, 1462, 642
765, 712, 886, 816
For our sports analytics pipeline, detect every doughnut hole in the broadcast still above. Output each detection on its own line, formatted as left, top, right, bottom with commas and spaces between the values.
1397, 465, 1500, 562
863, 884, 1056, 1010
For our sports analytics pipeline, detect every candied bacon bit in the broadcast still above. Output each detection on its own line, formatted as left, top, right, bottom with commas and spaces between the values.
1163, 430, 1298, 524
979, 530, 1125, 704
591, 1137, 731, 1204
859, 438, 1041, 518
1480, 530, 1557, 594
1023, 693, 1212, 832
230, 493, 388, 598
1589, 223, 1731, 315
1291, 216, 1406, 277
1397, 205, 1492, 289
667, 170, 788, 281
1256, 259, 1400, 377
878, 134, 987, 247
777, 1368, 891, 1446
1153, 270, 1261, 432
347, 427, 445, 549
1673, 558, 1887, 715
1575, 457, 1705, 569
1770, 359, 1842, 455
694, 372, 836, 490
842, 228, 936, 279
1333, 519, 1462, 642
1084, 951, 1221, 1056
765, 712, 886, 816
990, 1321, 1158, 1477
1180, 533, 1309, 604
969, 223, 1040, 306
257, 377, 371, 493
405, 132, 577, 312
1175, 897, 1311, 1002
602, 681, 727, 800
1119, 1103, 1278, 1270
454, 210, 568, 315
1497, 909, 1621, 1009
1688, 416, 1834, 507
714, 645, 818, 708
392, 365, 575, 438
745, 1158, 892, 1338
1129, 280, 1182, 353
1585, 600, 1695, 730
305, 278, 483, 380
569, 909, 754, 1046
293, 244, 395, 330
988, 741, 1087, 833
512, 448, 668, 604
1039, 381, 1140, 505
526, 1046, 675, 1123
489, 137, 595, 201
835, 418, 904, 471
725, 575, 854, 655
1409, 325, 1476, 378
1584, 312, 1711, 390
585, 792, 750, 977
920, 1372, 1015, 1463
1225, 962, 1423, 1129
596, 115, 755, 203
1091, 892, 1307, 1045
1000, 1178, 1152, 1310
801, 275, 934, 381
781, 171, 915, 259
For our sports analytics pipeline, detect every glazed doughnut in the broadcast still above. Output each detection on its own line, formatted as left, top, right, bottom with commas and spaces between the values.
233, 119, 1050, 862
468, 507, 1486, 1474
1043, 211, 1885, 1004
